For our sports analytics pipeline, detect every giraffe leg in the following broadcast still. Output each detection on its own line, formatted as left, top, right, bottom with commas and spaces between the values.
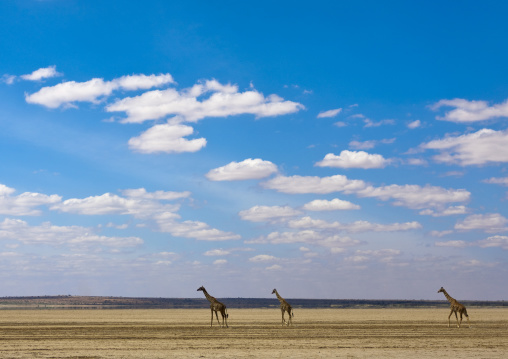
210, 309, 214, 327
287, 309, 292, 326
447, 310, 453, 328
215, 310, 221, 327
459, 313, 463, 328
454, 311, 459, 328
281, 309, 285, 326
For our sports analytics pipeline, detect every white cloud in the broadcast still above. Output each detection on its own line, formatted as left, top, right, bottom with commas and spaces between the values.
206, 158, 277, 181
213, 259, 227, 265
407, 120, 421, 129
431, 98, 508, 123
288, 216, 421, 233
25, 73, 174, 108
317, 108, 342, 118
455, 213, 508, 233
113, 73, 175, 91
1, 74, 16, 85
435, 240, 469, 248
0, 218, 142, 247
266, 264, 282, 270
121, 188, 191, 201
349, 140, 376, 150
247, 230, 360, 250
106, 79, 304, 124
51, 192, 180, 217
405, 158, 428, 166
302, 198, 360, 211
363, 119, 395, 128
157, 219, 241, 241
436, 236, 508, 250
477, 235, 508, 250
430, 230, 453, 237
249, 254, 277, 262
262, 175, 366, 194
419, 205, 468, 217
357, 184, 470, 210
349, 138, 395, 150
128, 123, 207, 154
0, 184, 61, 216
421, 128, 508, 165
263, 175, 469, 211
20, 66, 62, 81
204, 249, 231, 256
316, 150, 390, 169
239, 205, 302, 223
484, 177, 508, 186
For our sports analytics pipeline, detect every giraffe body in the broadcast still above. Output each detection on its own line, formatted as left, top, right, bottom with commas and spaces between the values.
437, 287, 470, 328
197, 286, 228, 328
272, 289, 294, 326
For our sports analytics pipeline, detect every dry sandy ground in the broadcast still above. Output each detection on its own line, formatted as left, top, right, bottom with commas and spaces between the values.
0, 308, 506, 358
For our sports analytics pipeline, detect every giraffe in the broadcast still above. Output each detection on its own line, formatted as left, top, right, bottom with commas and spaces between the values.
197, 286, 229, 328
272, 289, 294, 326
437, 287, 470, 328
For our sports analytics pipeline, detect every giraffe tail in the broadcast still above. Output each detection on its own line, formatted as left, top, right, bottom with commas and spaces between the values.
226, 308, 229, 318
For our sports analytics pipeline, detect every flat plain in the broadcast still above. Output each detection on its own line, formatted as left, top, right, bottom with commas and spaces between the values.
0, 308, 506, 358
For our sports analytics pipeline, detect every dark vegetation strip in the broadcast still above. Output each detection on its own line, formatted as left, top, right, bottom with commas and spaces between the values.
0, 296, 506, 309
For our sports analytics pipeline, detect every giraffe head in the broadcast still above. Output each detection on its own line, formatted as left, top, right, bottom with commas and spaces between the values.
197, 286, 205, 292
437, 287, 445, 293
272, 289, 277, 294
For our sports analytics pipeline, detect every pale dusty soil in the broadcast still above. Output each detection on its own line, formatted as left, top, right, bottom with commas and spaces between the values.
0, 308, 506, 358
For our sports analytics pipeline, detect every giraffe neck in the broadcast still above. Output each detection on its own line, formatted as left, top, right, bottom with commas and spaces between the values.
201, 288, 216, 303
441, 289, 455, 303
274, 290, 285, 303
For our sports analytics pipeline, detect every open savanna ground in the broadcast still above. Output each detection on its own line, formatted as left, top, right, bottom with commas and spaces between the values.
0, 308, 506, 358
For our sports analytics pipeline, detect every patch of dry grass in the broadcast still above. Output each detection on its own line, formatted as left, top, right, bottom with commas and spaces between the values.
0, 308, 506, 358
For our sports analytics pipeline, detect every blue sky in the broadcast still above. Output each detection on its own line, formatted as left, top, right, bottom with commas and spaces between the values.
1, 1, 508, 300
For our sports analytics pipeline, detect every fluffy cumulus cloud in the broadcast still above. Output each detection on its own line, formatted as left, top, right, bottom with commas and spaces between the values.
51, 189, 182, 217
477, 235, 508, 250
431, 98, 508, 123
247, 229, 360, 249
316, 150, 390, 169
156, 218, 241, 241
302, 198, 360, 211
421, 129, 508, 165
0, 184, 61, 216
128, 123, 207, 154
436, 235, 508, 250
288, 216, 421, 233
357, 184, 470, 210
206, 158, 278, 181
317, 108, 342, 118
25, 73, 174, 108
21, 65, 62, 81
262, 175, 366, 194
419, 205, 468, 217
0, 218, 142, 247
263, 175, 470, 211
106, 79, 304, 123
239, 205, 302, 223
454, 213, 508, 233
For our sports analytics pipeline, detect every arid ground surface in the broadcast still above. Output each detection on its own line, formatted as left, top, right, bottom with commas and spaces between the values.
0, 308, 506, 358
